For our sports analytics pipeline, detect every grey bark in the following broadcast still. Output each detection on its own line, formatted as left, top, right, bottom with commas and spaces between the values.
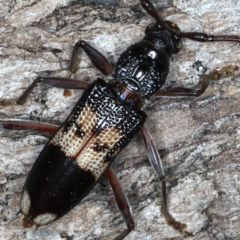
0, 0, 240, 239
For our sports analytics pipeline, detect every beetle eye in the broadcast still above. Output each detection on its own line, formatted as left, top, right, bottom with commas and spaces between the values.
169, 22, 176, 28
164, 21, 181, 33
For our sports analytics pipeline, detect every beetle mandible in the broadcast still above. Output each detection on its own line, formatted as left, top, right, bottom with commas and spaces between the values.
1, 0, 240, 239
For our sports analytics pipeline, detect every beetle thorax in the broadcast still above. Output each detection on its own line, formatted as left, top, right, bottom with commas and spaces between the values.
114, 21, 182, 98
114, 41, 170, 98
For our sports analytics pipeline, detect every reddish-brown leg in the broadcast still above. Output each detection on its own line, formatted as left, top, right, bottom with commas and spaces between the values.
66, 39, 112, 95
141, 126, 192, 236
70, 40, 113, 76
155, 70, 216, 97
155, 66, 238, 97
105, 167, 134, 240
0, 120, 58, 133
17, 77, 90, 105
17, 40, 112, 105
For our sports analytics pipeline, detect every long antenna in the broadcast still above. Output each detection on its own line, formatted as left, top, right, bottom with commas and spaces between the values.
140, 0, 164, 27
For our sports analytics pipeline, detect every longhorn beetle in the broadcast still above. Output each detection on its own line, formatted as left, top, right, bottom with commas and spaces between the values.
1, 0, 240, 239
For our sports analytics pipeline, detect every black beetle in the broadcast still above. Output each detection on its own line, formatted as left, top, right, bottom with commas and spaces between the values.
0, 1, 238, 238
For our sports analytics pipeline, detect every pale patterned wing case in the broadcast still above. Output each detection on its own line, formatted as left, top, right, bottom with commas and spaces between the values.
20, 78, 146, 226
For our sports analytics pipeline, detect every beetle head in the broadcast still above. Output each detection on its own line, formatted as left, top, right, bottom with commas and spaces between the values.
141, 0, 182, 56
144, 21, 182, 56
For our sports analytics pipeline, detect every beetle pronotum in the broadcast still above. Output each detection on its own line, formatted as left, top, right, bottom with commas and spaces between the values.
0, 0, 240, 240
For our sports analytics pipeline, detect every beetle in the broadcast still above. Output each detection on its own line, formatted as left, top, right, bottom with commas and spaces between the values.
1, 0, 240, 239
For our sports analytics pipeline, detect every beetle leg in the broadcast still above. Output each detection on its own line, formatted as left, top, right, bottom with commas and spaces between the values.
155, 66, 238, 97
140, 126, 193, 236
17, 77, 90, 105
180, 32, 240, 43
154, 72, 212, 97
17, 39, 112, 104
0, 119, 58, 133
105, 167, 134, 240
70, 40, 113, 76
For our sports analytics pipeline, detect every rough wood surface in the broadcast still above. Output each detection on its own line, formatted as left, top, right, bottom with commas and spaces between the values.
0, 0, 240, 239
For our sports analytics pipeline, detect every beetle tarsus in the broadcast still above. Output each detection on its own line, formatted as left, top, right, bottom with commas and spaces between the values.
16, 77, 42, 105
161, 210, 193, 236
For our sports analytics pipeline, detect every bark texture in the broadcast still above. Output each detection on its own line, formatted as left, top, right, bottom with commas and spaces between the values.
0, 0, 240, 239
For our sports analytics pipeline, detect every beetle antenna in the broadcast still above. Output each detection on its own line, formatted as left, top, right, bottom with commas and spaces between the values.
141, 0, 164, 27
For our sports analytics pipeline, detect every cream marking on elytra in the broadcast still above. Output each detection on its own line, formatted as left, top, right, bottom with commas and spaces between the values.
76, 126, 122, 179
51, 106, 98, 157
33, 213, 57, 225
20, 190, 31, 215
51, 105, 123, 179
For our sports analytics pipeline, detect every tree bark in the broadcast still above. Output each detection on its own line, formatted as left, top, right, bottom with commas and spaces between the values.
0, 0, 240, 239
